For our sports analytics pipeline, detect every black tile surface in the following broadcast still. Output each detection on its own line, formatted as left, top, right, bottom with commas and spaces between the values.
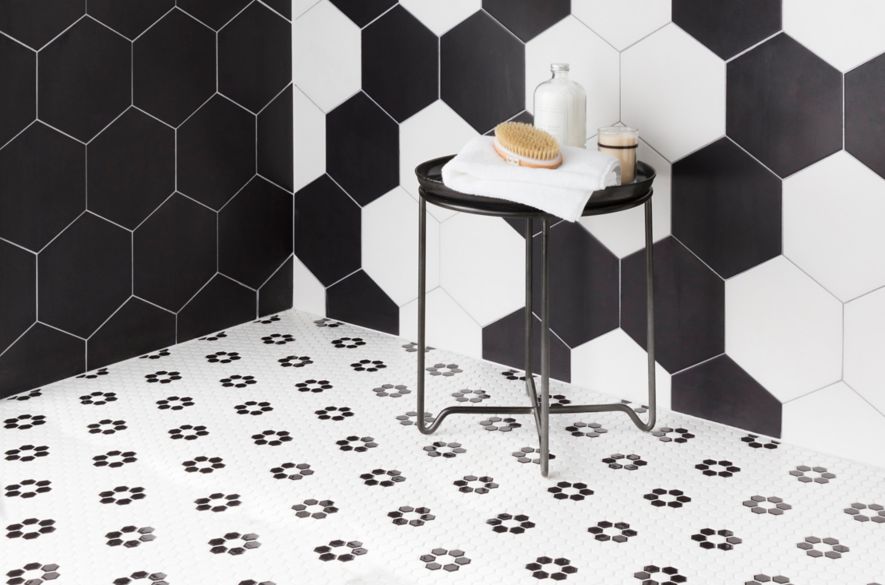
0, 0, 84, 49
177, 275, 257, 342
0, 123, 84, 251
0, 240, 35, 353
219, 2, 291, 113
326, 270, 398, 335
258, 85, 294, 191
133, 8, 215, 126
263, 0, 292, 19
362, 5, 438, 122
672, 138, 782, 279
727, 33, 842, 178
673, 0, 781, 59
482, 0, 569, 42
37, 17, 130, 142
441, 11, 524, 133
88, 0, 174, 39
621, 237, 725, 373
482, 307, 571, 382
293, 175, 361, 286
846, 52, 885, 179
329, 0, 396, 27
0, 324, 84, 399
220, 177, 294, 288
259, 257, 294, 317
38, 214, 131, 338
177, 95, 256, 210
87, 108, 175, 229
530, 223, 619, 348
87, 298, 175, 369
672, 355, 782, 437
177, 0, 250, 29
326, 93, 398, 206
134, 194, 217, 312
0, 33, 35, 146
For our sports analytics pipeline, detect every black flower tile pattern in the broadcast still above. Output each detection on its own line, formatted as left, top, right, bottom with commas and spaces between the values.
651, 427, 694, 443
195, 493, 241, 513
645, 489, 691, 509
423, 441, 465, 458
235, 401, 273, 416
602, 453, 647, 471
745, 576, 793, 585
351, 359, 386, 372
389, 506, 434, 527
6, 518, 56, 540
696, 459, 740, 478
5, 444, 49, 462
4, 562, 60, 585
269, 462, 313, 481
742, 434, 781, 449
548, 481, 594, 501
293, 499, 338, 520
87, 419, 127, 435
588, 521, 637, 543
512, 447, 557, 465
691, 528, 742, 551
336, 435, 377, 453
844, 503, 885, 523
208, 532, 260, 555
105, 525, 155, 548
93, 450, 137, 468
168, 424, 209, 441
421, 548, 470, 572
744, 495, 791, 516
796, 536, 849, 559
454, 475, 498, 495
451, 388, 489, 403
315, 539, 367, 562
181, 456, 224, 474
98, 485, 145, 506
564, 421, 607, 438
221, 375, 257, 388
295, 379, 331, 392
525, 556, 577, 581
315, 406, 353, 421
373, 384, 410, 398
251, 430, 292, 446
789, 465, 835, 484
396, 411, 435, 427
4, 479, 51, 499
480, 416, 521, 432
111, 571, 169, 585
3, 414, 45, 430
634, 565, 687, 584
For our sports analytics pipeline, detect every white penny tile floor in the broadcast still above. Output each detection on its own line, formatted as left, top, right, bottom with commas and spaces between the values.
1, 310, 883, 585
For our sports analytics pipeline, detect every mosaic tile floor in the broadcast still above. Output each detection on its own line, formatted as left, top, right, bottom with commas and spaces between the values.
1, 310, 883, 585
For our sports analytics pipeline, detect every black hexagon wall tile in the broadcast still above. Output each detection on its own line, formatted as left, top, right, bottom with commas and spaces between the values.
621, 237, 725, 373
38, 17, 130, 142
219, 2, 291, 113
38, 213, 131, 338
219, 177, 294, 288
0, 240, 35, 353
0, 0, 84, 49
87, 0, 174, 39
672, 138, 782, 279
0, 33, 35, 146
673, 0, 781, 60
0, 123, 84, 251
87, 298, 175, 369
441, 11, 524, 133
133, 193, 217, 312
177, 0, 250, 29
87, 108, 175, 229
727, 33, 842, 178
0, 324, 83, 394
177, 95, 256, 210
133, 8, 215, 126
482, 307, 571, 382
326, 270, 398, 335
326, 93, 398, 206
482, 0, 569, 42
846, 52, 885, 179
293, 175, 361, 286
258, 85, 294, 191
177, 275, 256, 342
362, 5, 438, 123
259, 257, 294, 317
329, 0, 396, 27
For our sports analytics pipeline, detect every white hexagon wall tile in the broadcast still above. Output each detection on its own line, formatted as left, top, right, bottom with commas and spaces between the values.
399, 0, 481, 36
844, 286, 885, 413
439, 214, 524, 326
525, 16, 619, 140
784, 0, 885, 72
292, 255, 326, 316
571, 328, 672, 409
572, 0, 671, 51
293, 85, 325, 192
726, 256, 842, 402
580, 140, 671, 257
362, 187, 440, 306
293, 0, 361, 112
621, 23, 725, 162
399, 287, 483, 358
784, 151, 885, 301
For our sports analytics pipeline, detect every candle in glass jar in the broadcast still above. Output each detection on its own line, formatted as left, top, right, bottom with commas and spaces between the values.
598, 127, 639, 184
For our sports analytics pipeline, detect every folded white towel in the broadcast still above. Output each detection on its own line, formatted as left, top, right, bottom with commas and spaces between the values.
441, 136, 620, 222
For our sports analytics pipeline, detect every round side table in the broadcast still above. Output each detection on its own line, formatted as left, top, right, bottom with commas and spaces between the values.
414, 155, 658, 477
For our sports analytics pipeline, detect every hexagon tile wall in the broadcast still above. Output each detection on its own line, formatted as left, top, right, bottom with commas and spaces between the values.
0, 1, 294, 397
293, 0, 885, 467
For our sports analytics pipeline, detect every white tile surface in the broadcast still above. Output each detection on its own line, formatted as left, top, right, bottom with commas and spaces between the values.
784, 151, 885, 301
362, 187, 440, 306
292, 0, 361, 112
572, 0, 671, 51
292, 0, 320, 19
439, 214, 525, 326
292, 255, 326, 315
293, 85, 326, 192
844, 286, 885, 413
400, 0, 481, 36
571, 328, 672, 409
726, 256, 843, 402
525, 16, 620, 140
580, 140, 671, 257
784, 0, 885, 72
399, 287, 482, 358
621, 24, 725, 162
783, 382, 885, 469
399, 100, 478, 222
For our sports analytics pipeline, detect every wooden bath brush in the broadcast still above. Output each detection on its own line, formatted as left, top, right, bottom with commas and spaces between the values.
493, 121, 562, 169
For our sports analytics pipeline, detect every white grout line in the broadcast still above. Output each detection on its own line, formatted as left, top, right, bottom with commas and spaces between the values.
326, 267, 362, 290
36, 320, 88, 341
0, 322, 37, 360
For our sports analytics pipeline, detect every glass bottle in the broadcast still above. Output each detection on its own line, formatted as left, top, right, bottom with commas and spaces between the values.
533, 63, 587, 148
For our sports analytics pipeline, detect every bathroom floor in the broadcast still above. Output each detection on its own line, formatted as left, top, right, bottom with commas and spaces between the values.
1, 310, 883, 585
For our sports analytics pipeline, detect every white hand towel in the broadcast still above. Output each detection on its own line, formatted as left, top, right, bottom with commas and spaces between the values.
441, 136, 620, 222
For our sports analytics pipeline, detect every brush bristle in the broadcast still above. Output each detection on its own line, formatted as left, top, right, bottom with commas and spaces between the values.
494, 122, 561, 162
